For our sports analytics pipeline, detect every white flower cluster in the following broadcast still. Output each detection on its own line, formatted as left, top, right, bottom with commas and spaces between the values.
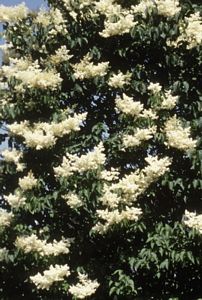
148, 83, 178, 110
140, 108, 158, 120
72, 53, 109, 80
160, 90, 178, 110
18, 171, 38, 191
1, 148, 24, 171
63, 0, 93, 10
148, 82, 162, 94
100, 13, 137, 38
95, 0, 137, 37
93, 155, 171, 233
92, 206, 143, 233
7, 120, 28, 135
108, 71, 132, 88
8, 113, 87, 150
62, 0, 95, 20
0, 247, 9, 262
115, 92, 158, 120
144, 155, 171, 180
62, 193, 83, 209
15, 234, 71, 256
95, 0, 123, 17
4, 191, 26, 209
2, 57, 32, 76
183, 12, 202, 49
2, 58, 62, 91
0, 209, 13, 227
0, 82, 9, 91
123, 126, 157, 148
132, 0, 180, 18
54, 143, 106, 177
100, 167, 119, 182
50, 45, 73, 65
167, 12, 202, 49
131, 0, 153, 18
1, 148, 22, 164
69, 272, 99, 299
155, 0, 181, 17
101, 156, 170, 208
99, 187, 121, 208
30, 264, 70, 290
0, 3, 28, 23
183, 210, 202, 234
164, 116, 197, 151
35, 8, 67, 36
115, 93, 143, 117
113, 156, 171, 204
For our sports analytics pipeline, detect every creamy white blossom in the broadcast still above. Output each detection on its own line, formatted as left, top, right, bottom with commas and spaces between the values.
167, 12, 202, 49
8, 113, 87, 150
4, 191, 26, 209
183, 210, 202, 234
164, 116, 197, 151
16, 234, 71, 256
131, 0, 153, 18
2, 57, 32, 77
93, 155, 171, 232
100, 13, 137, 38
1, 148, 22, 164
95, 0, 123, 17
96, 0, 137, 37
143, 155, 171, 181
18, 171, 38, 191
2, 58, 62, 91
123, 126, 157, 148
0, 209, 13, 227
99, 187, 121, 208
155, 0, 181, 17
100, 168, 119, 181
62, 0, 94, 17
183, 12, 202, 48
105, 155, 171, 205
34, 8, 67, 36
0, 3, 28, 23
115, 93, 143, 116
30, 264, 70, 290
140, 108, 158, 120
23, 129, 56, 150
108, 71, 132, 88
92, 206, 142, 233
8, 121, 28, 136
148, 82, 162, 94
62, 193, 83, 208
69, 272, 99, 299
73, 53, 109, 79
16, 234, 45, 254
132, 0, 180, 18
54, 143, 106, 177
50, 45, 73, 65
1, 148, 24, 171
0, 82, 9, 90
160, 90, 178, 110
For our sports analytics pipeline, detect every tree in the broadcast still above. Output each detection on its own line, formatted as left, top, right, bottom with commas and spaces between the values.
0, 0, 202, 299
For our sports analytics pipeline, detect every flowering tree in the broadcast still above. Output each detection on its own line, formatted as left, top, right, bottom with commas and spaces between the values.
0, 0, 202, 299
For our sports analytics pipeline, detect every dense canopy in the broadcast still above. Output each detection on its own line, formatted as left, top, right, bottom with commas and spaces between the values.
0, 0, 202, 299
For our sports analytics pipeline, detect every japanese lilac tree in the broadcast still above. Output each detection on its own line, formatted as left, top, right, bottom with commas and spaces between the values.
0, 0, 202, 299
